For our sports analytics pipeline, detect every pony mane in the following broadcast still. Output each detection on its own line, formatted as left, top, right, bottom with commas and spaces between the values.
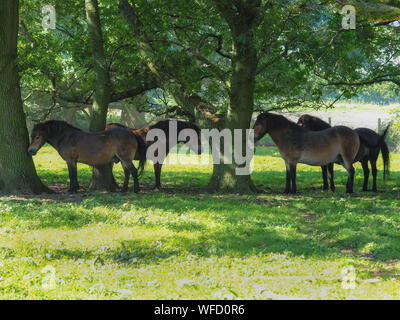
298, 114, 331, 130
151, 119, 201, 133
33, 120, 82, 135
257, 112, 300, 131
107, 122, 128, 128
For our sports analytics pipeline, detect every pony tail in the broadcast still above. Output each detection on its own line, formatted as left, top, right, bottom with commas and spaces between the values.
381, 141, 390, 181
135, 134, 147, 177
379, 124, 391, 182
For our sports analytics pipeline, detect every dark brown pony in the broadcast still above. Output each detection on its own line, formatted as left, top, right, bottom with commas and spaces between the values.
28, 120, 146, 194
297, 114, 390, 192
297, 115, 335, 191
253, 112, 360, 194
106, 119, 202, 190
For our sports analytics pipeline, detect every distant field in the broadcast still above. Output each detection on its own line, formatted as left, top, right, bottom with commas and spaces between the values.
282, 103, 395, 132
314, 102, 396, 113
1, 145, 400, 299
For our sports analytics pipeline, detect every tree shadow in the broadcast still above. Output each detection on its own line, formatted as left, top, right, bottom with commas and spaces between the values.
2, 167, 400, 265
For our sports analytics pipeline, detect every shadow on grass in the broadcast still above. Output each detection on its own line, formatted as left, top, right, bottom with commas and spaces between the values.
2, 167, 400, 264
39, 229, 334, 266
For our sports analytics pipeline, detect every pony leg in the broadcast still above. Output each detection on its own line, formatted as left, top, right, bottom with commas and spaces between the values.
74, 166, 80, 191
110, 162, 119, 190
153, 163, 163, 191
290, 163, 297, 194
371, 160, 378, 192
361, 159, 369, 191
67, 162, 79, 194
121, 166, 130, 193
129, 162, 139, 193
122, 161, 139, 193
284, 161, 291, 194
345, 165, 355, 194
321, 166, 329, 191
328, 163, 335, 192
67, 164, 74, 193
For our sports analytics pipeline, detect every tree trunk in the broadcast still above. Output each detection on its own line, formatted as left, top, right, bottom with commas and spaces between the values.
85, 0, 117, 191
85, 0, 111, 132
89, 163, 117, 191
208, 1, 260, 193
0, 0, 49, 194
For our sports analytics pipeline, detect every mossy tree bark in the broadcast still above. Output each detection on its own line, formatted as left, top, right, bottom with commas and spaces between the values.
208, 0, 261, 193
0, 0, 49, 194
85, 0, 117, 191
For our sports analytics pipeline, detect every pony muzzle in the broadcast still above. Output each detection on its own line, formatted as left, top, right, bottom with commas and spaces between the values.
28, 146, 38, 156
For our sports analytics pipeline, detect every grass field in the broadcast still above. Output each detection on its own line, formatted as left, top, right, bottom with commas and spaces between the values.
1, 145, 400, 299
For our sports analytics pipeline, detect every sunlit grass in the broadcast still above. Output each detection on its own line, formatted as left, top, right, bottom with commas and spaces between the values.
1, 145, 400, 299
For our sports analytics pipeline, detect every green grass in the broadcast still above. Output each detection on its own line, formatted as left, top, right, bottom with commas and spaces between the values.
1, 145, 400, 299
